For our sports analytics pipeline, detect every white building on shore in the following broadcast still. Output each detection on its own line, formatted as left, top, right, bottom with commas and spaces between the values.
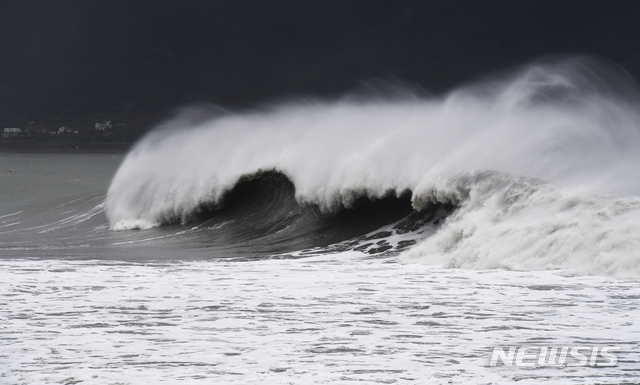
3, 128, 22, 137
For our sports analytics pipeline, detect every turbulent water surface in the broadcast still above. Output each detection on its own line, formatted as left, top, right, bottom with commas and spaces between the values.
2, 58, 640, 384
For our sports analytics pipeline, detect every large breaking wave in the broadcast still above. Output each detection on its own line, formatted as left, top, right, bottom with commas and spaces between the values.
105, 57, 640, 277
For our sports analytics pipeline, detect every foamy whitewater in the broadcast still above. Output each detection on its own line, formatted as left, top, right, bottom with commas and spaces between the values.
2, 58, 640, 384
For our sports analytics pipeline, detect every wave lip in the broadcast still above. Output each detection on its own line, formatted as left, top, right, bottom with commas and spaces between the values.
105, 57, 640, 277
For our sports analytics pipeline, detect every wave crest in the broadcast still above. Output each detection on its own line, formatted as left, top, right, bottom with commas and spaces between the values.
105, 57, 640, 276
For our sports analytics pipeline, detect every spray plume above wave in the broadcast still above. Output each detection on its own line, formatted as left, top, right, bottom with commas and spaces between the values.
105, 57, 640, 277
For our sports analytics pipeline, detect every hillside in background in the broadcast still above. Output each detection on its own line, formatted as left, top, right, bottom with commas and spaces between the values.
0, 0, 639, 135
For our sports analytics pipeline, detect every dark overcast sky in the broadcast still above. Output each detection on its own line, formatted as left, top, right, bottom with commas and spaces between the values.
0, 0, 639, 124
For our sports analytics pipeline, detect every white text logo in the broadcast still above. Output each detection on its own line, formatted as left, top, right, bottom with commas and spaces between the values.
489, 346, 620, 367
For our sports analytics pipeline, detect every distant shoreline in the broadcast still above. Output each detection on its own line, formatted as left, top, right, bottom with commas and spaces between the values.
0, 146, 130, 154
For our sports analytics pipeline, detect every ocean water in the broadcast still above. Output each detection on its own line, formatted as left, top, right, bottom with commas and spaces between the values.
2, 58, 640, 384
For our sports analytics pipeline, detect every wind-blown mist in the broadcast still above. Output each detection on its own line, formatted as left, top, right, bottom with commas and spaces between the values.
105, 58, 640, 277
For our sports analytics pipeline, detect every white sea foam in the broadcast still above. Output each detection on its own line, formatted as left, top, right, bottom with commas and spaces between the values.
2, 257, 639, 385
403, 172, 640, 277
105, 57, 640, 277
